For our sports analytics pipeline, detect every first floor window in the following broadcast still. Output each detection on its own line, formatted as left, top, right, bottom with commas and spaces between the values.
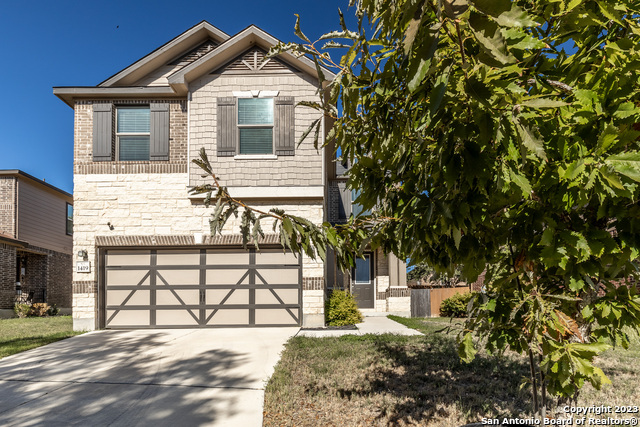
238, 98, 273, 154
117, 106, 150, 160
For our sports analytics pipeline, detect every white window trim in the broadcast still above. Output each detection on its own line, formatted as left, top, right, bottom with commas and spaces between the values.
236, 97, 274, 156
234, 154, 278, 160
115, 105, 150, 161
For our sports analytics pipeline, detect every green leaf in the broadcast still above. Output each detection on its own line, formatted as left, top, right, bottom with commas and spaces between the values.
613, 102, 638, 119
293, 14, 310, 43
596, 125, 618, 156
428, 65, 451, 113
469, 13, 516, 65
452, 227, 462, 249
515, 120, 547, 160
509, 169, 532, 196
521, 98, 568, 109
569, 277, 584, 292
459, 332, 477, 363
495, 6, 538, 27
604, 152, 640, 182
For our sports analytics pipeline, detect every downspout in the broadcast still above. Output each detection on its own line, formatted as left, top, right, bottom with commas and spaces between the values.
187, 91, 192, 189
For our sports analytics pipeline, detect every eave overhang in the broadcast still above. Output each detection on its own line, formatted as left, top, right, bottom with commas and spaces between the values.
53, 86, 182, 108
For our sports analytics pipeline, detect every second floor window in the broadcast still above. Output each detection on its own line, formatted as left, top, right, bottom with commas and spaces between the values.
66, 203, 73, 236
117, 106, 150, 161
238, 98, 273, 155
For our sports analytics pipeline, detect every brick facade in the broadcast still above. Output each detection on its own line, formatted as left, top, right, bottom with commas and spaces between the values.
0, 176, 16, 237
0, 244, 71, 309
73, 100, 188, 174
0, 244, 17, 308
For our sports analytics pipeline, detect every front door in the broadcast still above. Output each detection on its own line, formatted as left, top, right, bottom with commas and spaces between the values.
351, 254, 374, 309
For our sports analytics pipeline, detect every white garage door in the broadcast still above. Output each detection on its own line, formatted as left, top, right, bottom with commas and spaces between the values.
102, 248, 301, 328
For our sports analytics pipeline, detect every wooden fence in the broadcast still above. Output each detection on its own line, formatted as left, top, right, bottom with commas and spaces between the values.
410, 286, 470, 317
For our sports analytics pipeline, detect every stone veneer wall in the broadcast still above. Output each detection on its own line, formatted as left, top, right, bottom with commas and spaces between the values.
72, 173, 325, 330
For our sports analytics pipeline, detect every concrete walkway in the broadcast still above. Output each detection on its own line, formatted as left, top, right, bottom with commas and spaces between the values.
0, 327, 298, 426
297, 315, 423, 337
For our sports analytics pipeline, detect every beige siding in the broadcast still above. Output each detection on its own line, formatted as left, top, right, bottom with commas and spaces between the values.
188, 71, 323, 187
17, 179, 72, 254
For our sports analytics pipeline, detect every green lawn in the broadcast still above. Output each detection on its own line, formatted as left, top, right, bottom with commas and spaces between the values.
0, 316, 83, 359
263, 317, 640, 427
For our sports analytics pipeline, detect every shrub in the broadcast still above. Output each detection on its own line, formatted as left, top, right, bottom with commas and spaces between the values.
29, 303, 50, 317
325, 290, 363, 326
440, 292, 475, 318
13, 303, 31, 318
47, 304, 60, 316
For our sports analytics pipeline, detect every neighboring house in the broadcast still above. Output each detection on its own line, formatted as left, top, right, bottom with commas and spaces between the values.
54, 21, 409, 331
0, 170, 73, 314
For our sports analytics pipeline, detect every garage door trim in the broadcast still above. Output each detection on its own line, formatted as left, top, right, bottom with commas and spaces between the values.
98, 246, 302, 329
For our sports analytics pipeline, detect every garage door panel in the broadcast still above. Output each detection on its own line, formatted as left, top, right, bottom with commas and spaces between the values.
255, 309, 299, 325
206, 309, 250, 325
156, 269, 200, 285
107, 290, 150, 306
206, 251, 250, 265
254, 251, 298, 265
106, 270, 150, 286
106, 251, 151, 266
206, 289, 249, 305
156, 289, 199, 305
104, 248, 302, 329
205, 269, 249, 285
255, 288, 298, 305
156, 310, 199, 326
106, 310, 150, 327
255, 269, 298, 285
156, 250, 200, 265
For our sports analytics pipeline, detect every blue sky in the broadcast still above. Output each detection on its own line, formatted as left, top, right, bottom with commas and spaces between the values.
0, 0, 355, 194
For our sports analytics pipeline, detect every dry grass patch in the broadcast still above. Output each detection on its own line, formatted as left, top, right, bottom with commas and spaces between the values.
264, 318, 640, 426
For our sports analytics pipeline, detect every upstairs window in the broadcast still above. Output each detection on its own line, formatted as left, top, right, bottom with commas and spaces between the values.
237, 98, 273, 155
66, 203, 73, 236
116, 106, 150, 161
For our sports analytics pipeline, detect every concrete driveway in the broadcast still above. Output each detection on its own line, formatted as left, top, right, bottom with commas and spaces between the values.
0, 327, 298, 426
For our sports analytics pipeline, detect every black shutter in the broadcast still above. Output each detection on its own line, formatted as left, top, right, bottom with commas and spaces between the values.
93, 103, 113, 161
217, 97, 237, 157
150, 103, 170, 161
274, 96, 295, 156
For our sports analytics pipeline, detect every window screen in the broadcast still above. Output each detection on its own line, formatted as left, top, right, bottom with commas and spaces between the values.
66, 204, 73, 236
117, 107, 150, 161
238, 98, 273, 154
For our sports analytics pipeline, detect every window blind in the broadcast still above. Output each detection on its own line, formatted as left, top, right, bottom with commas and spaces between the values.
238, 98, 273, 125
117, 107, 150, 133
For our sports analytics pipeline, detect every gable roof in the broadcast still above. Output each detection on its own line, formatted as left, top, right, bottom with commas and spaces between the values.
54, 21, 334, 107
167, 25, 335, 95
99, 21, 230, 87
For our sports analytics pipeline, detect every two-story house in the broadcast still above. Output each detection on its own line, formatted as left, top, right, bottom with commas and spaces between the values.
0, 170, 73, 315
54, 21, 409, 331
